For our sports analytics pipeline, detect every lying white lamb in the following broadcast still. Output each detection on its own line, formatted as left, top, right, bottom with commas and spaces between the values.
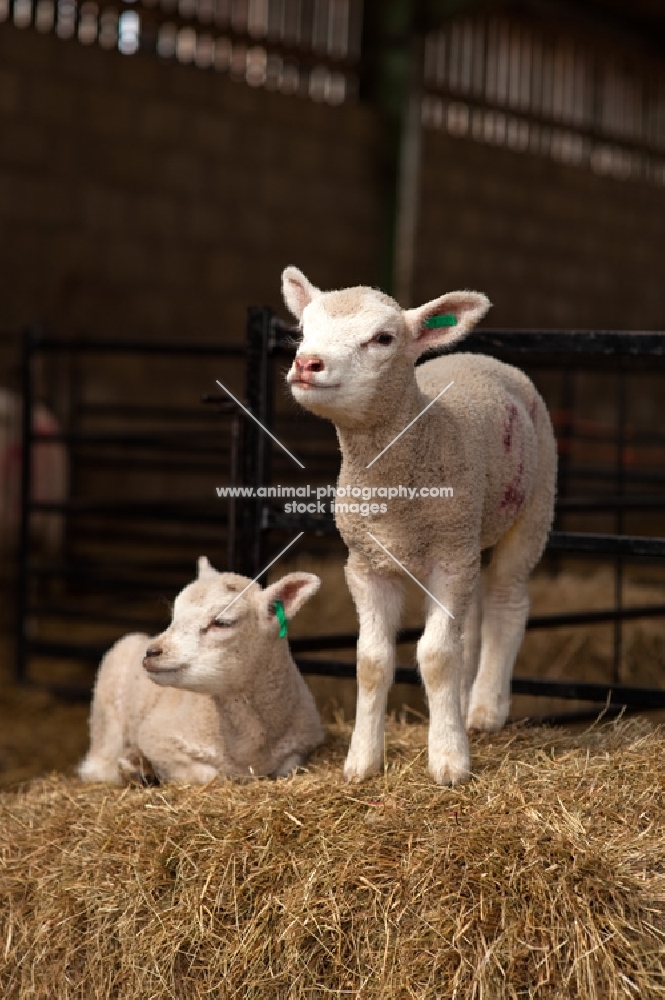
78, 558, 324, 784
283, 267, 556, 786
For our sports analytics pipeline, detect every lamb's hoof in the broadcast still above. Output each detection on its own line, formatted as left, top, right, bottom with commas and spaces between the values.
343, 752, 382, 783
428, 753, 470, 787
118, 752, 158, 786
77, 756, 122, 785
272, 753, 305, 778
466, 703, 509, 732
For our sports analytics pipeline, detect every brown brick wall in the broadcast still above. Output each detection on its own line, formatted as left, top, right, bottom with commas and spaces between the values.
2, 23, 664, 344
1, 24, 663, 451
417, 128, 665, 330
0, 23, 384, 347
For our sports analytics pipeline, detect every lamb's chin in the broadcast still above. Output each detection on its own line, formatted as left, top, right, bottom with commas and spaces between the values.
290, 384, 342, 417
144, 665, 186, 686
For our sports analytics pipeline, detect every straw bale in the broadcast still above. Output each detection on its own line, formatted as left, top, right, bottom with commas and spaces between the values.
0, 672, 89, 788
1, 717, 663, 999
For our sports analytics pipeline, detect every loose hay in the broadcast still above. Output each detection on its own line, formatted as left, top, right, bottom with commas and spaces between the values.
1, 718, 663, 999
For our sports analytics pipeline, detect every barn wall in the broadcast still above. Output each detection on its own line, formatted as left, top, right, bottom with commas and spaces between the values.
2, 20, 664, 343
1, 21, 664, 702
0, 23, 383, 345
417, 126, 665, 330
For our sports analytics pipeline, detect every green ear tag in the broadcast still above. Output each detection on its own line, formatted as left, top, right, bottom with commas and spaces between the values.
273, 599, 288, 638
424, 313, 457, 329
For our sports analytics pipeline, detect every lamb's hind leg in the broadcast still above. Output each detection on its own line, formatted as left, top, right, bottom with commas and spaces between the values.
78, 634, 150, 784
344, 556, 404, 782
467, 508, 543, 731
78, 698, 124, 784
460, 575, 482, 725
468, 401, 556, 731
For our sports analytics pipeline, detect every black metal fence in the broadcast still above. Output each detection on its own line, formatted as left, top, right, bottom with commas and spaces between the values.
14, 312, 665, 717
15, 326, 246, 691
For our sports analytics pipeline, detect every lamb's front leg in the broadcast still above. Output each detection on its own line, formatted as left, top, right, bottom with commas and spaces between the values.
418, 566, 475, 786
344, 556, 404, 782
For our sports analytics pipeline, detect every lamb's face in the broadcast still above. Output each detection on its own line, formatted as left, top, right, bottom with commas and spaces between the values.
282, 267, 492, 427
143, 572, 264, 695
287, 289, 410, 424
142, 560, 320, 696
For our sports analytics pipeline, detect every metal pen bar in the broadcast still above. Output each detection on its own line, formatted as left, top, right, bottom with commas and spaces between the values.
269, 322, 665, 358
27, 501, 227, 524
614, 367, 627, 682
16, 326, 37, 684
26, 335, 246, 357
262, 512, 665, 557
546, 532, 665, 558
511, 676, 665, 706
34, 432, 241, 451
293, 658, 665, 707
28, 606, 167, 628
557, 497, 665, 511
288, 602, 665, 654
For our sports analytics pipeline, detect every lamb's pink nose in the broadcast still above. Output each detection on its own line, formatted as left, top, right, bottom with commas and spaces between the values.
294, 354, 325, 374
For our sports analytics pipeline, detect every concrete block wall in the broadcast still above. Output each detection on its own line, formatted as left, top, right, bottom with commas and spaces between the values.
2, 21, 664, 344
1, 22, 663, 505
417, 127, 665, 331
0, 23, 384, 348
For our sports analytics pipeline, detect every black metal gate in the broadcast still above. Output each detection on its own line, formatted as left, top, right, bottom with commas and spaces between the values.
15, 313, 665, 718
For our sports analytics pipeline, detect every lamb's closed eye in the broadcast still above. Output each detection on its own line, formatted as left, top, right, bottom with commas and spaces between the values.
369, 332, 394, 346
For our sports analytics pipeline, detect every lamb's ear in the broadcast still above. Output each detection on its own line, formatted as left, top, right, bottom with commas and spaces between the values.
261, 572, 321, 628
404, 291, 491, 358
197, 556, 218, 580
282, 267, 321, 321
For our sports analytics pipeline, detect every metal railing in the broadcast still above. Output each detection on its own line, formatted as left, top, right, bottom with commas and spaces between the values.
15, 325, 246, 689
14, 313, 665, 718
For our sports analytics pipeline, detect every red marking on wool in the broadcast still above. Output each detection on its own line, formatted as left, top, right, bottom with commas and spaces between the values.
503, 402, 518, 453
529, 397, 538, 424
500, 460, 525, 512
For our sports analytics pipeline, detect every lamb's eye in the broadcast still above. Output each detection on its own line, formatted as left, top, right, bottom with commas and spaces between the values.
212, 617, 235, 628
371, 332, 394, 346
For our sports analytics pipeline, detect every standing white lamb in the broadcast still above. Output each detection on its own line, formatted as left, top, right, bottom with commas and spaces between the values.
282, 267, 556, 786
78, 558, 324, 784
